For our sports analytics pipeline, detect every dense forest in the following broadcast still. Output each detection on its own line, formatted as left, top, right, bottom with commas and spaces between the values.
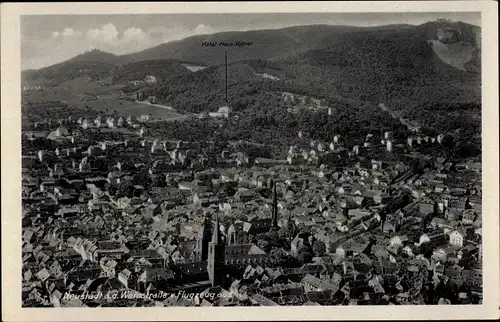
146, 98, 411, 159
111, 59, 192, 84
283, 27, 480, 103
127, 26, 481, 135
22, 61, 116, 86
22, 21, 481, 148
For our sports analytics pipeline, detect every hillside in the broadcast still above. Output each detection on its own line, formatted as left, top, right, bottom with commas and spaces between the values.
416, 20, 481, 72
66, 48, 120, 64
111, 59, 192, 84
137, 23, 480, 137
121, 24, 366, 66
22, 53, 117, 86
21, 24, 412, 85
21, 21, 481, 137
22, 21, 480, 85
280, 26, 480, 134
416, 20, 481, 48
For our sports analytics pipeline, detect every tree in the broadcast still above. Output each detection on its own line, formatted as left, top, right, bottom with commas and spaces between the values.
278, 226, 290, 240
133, 169, 152, 189
257, 239, 270, 253
268, 247, 292, 265
116, 181, 134, 198
297, 245, 313, 264
295, 224, 311, 236
152, 174, 167, 188
312, 240, 327, 256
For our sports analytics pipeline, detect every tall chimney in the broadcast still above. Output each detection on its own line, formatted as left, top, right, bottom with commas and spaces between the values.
271, 180, 278, 230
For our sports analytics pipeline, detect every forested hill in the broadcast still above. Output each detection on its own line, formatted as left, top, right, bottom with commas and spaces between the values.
280, 24, 481, 134
120, 24, 367, 65
111, 59, 193, 84
139, 24, 480, 121
23, 21, 480, 85
22, 21, 481, 158
416, 20, 481, 48
281, 25, 480, 103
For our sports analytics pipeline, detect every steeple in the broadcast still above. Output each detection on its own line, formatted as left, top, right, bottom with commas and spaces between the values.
208, 212, 225, 287
212, 212, 222, 244
196, 214, 212, 262
271, 180, 279, 230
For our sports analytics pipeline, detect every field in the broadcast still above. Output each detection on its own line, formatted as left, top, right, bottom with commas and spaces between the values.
83, 98, 187, 120
22, 76, 187, 120
429, 40, 474, 71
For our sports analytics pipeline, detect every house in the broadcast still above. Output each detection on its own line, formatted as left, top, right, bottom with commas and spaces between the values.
291, 234, 308, 257
430, 217, 454, 231
235, 189, 256, 203
390, 235, 409, 247
374, 193, 391, 205
402, 245, 416, 257
462, 210, 476, 225
144, 75, 157, 84
419, 201, 436, 215
301, 274, 339, 294
461, 269, 482, 291
433, 245, 460, 263
117, 269, 136, 289
209, 106, 231, 118
242, 218, 273, 235
449, 227, 467, 247
419, 231, 448, 247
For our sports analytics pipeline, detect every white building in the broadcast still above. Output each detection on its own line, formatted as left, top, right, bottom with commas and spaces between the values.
386, 140, 393, 152
208, 106, 231, 118
144, 75, 157, 84
55, 126, 69, 137
449, 229, 466, 247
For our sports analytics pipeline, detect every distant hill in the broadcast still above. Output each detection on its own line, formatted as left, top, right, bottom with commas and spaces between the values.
111, 59, 192, 84
21, 24, 416, 85
121, 24, 367, 66
282, 25, 480, 97
130, 22, 480, 137
22, 49, 119, 86
22, 21, 481, 136
279, 24, 480, 133
416, 20, 481, 48
65, 48, 120, 64
23, 22, 481, 85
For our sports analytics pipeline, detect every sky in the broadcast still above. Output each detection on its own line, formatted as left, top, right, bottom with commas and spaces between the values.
21, 12, 480, 70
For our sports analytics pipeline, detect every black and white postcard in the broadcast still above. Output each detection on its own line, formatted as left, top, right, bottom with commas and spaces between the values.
1, 1, 498, 321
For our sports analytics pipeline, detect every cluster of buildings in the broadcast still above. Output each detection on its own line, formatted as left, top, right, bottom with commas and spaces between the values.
21, 107, 482, 307
129, 75, 158, 87
22, 84, 43, 92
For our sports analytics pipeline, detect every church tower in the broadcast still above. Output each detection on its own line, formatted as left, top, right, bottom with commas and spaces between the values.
270, 180, 279, 231
196, 215, 212, 262
207, 213, 226, 287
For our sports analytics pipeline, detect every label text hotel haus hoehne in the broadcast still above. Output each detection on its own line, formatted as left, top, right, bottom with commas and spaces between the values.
201, 41, 253, 48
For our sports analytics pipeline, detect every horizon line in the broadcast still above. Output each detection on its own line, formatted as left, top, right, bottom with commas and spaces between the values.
22, 19, 479, 71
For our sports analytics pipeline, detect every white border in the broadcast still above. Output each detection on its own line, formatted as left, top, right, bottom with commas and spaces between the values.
2, 2, 499, 321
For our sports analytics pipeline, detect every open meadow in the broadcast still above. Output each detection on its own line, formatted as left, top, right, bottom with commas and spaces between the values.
22, 76, 187, 120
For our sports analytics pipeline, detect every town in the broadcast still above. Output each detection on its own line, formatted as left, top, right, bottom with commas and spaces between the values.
21, 101, 482, 307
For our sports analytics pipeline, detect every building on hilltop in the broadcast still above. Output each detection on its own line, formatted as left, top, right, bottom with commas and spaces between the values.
209, 106, 231, 118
